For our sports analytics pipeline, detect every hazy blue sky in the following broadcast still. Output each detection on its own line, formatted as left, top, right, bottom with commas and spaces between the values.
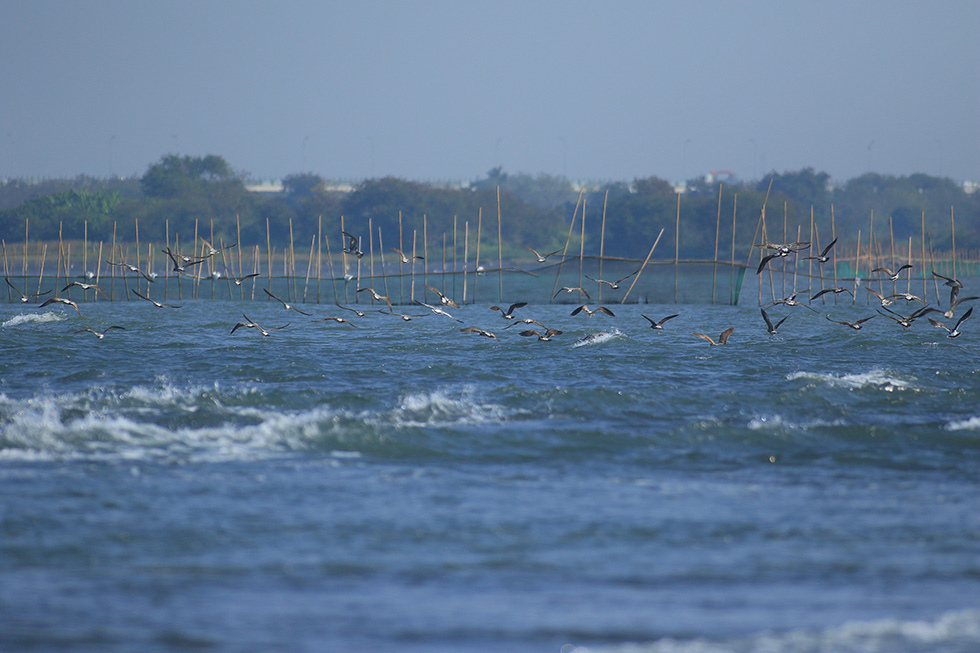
2, 1, 977, 183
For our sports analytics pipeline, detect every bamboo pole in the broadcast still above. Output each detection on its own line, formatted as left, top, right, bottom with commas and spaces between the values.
497, 188, 503, 303
463, 220, 469, 304
325, 233, 338, 304
411, 229, 418, 303
23, 219, 28, 281
730, 193, 737, 305
397, 212, 404, 305
474, 208, 482, 304
83, 220, 88, 281
164, 219, 169, 301
424, 214, 429, 300
378, 226, 389, 302
711, 184, 722, 304
251, 245, 259, 301
598, 190, 609, 303
920, 211, 927, 302
288, 217, 296, 302
369, 217, 375, 289
303, 235, 315, 302
808, 207, 815, 295
317, 216, 323, 303
96, 242, 103, 294
951, 206, 957, 281
674, 192, 680, 303
453, 215, 458, 303
37, 244, 47, 300
192, 219, 200, 300
853, 229, 861, 305
831, 205, 838, 296
111, 221, 117, 300
266, 218, 272, 297
578, 197, 586, 298
135, 219, 142, 297
551, 190, 583, 302
236, 214, 244, 299
622, 228, 665, 304
1, 240, 9, 302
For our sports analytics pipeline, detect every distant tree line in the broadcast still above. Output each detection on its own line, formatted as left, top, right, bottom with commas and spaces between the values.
2, 155, 977, 260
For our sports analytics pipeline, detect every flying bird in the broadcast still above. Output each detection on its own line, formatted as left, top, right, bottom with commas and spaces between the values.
570, 305, 615, 317
692, 326, 735, 346
490, 302, 528, 319
872, 264, 913, 281
226, 271, 260, 286
803, 237, 838, 263
928, 306, 973, 338
231, 314, 289, 337
316, 316, 359, 327
200, 237, 236, 257
38, 297, 81, 316
866, 287, 894, 307
877, 305, 936, 330
6, 277, 51, 303
519, 328, 563, 341
263, 288, 312, 315
357, 287, 394, 312
73, 326, 125, 340
416, 300, 463, 322
162, 247, 206, 273
424, 284, 460, 308
382, 310, 427, 321
811, 287, 854, 301
62, 281, 108, 297
132, 289, 181, 308
105, 260, 154, 282
825, 315, 875, 330
553, 286, 590, 300
768, 291, 817, 312
392, 248, 423, 264
641, 314, 679, 330
504, 318, 548, 330
460, 326, 498, 341
341, 231, 364, 258
584, 270, 638, 290
761, 308, 788, 335
526, 246, 561, 263
943, 286, 979, 319
886, 291, 926, 304
932, 270, 963, 289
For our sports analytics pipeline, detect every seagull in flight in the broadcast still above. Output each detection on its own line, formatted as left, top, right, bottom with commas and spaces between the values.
382, 310, 427, 321
928, 306, 973, 338
692, 326, 735, 345
200, 237, 236, 257
357, 287, 394, 312
519, 328, 563, 341
263, 288, 312, 315
872, 264, 913, 281
641, 314, 679, 330
768, 291, 817, 312
812, 287, 854, 301
553, 286, 590, 300
866, 287, 894, 307
825, 315, 875, 330
392, 247, 423, 263
761, 308, 788, 335
424, 284, 459, 308
490, 302, 528, 319
316, 316, 359, 327
162, 247, 206, 274
943, 286, 979, 319
62, 281, 108, 298
231, 314, 289, 337
38, 297, 81, 316
225, 271, 260, 286
416, 300, 463, 322
342, 231, 364, 258
584, 270, 638, 290
570, 305, 615, 317
6, 277, 51, 303
133, 289, 181, 308
460, 326, 498, 341
803, 237, 838, 263
73, 326, 125, 339
105, 259, 154, 282
526, 246, 562, 263
932, 270, 963, 289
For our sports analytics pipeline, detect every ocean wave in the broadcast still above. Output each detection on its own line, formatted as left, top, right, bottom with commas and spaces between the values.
947, 416, 980, 431
573, 328, 626, 348
0, 382, 523, 463
2, 311, 64, 327
786, 369, 914, 392
573, 607, 980, 653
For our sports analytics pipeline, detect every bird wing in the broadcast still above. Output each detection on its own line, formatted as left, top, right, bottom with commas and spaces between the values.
692, 332, 716, 345
718, 327, 735, 344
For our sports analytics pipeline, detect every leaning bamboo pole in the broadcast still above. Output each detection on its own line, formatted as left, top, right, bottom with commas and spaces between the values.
1, 240, 9, 302
853, 229, 861, 306
551, 190, 583, 302
831, 206, 838, 296
236, 214, 244, 300
397, 212, 404, 305
324, 233, 338, 304
303, 235, 315, 302
378, 226, 389, 302
622, 228, 665, 304
463, 220, 469, 304
730, 193, 737, 305
111, 221, 117, 300
920, 211, 927, 302
578, 197, 586, 299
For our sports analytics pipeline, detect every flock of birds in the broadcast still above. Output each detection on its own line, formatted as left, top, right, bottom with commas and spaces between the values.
3, 237, 976, 345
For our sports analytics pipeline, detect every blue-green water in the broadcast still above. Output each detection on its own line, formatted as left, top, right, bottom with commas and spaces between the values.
3, 285, 980, 652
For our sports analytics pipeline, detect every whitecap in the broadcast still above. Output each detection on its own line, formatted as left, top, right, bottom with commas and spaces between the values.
573, 328, 626, 348
787, 369, 913, 392
390, 386, 518, 427
585, 607, 980, 652
946, 416, 980, 431
2, 311, 64, 327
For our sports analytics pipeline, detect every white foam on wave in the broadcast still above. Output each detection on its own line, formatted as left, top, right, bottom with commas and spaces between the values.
573, 327, 626, 348
946, 416, 980, 431
573, 607, 980, 653
0, 382, 520, 463
391, 385, 519, 428
787, 369, 914, 392
2, 311, 64, 327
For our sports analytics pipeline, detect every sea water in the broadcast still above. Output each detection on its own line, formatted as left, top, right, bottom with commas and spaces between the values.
2, 292, 979, 652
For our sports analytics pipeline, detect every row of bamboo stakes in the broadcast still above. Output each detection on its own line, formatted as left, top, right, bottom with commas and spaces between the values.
1, 184, 971, 308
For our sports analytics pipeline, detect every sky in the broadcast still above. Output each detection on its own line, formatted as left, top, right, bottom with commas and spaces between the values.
1, 1, 978, 184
